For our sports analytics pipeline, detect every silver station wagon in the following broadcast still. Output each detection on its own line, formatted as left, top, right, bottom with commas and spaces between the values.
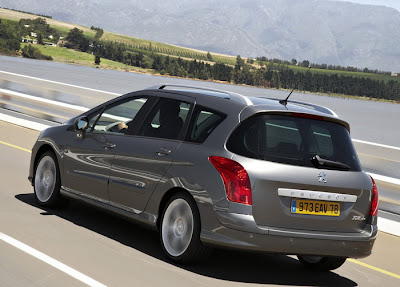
29, 84, 378, 271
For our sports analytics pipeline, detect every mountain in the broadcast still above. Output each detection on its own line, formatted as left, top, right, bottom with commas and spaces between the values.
1, 0, 399, 71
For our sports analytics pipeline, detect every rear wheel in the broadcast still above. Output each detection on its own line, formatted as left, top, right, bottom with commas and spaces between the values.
160, 192, 209, 264
34, 151, 63, 207
297, 255, 347, 271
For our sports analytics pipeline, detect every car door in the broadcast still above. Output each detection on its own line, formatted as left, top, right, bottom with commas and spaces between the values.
108, 94, 194, 213
63, 94, 153, 202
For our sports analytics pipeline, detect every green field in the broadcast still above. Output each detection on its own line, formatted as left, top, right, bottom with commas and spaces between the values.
21, 43, 147, 72
287, 64, 400, 83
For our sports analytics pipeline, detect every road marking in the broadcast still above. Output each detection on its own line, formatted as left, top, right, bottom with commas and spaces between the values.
0, 232, 107, 287
0, 112, 50, 131
0, 140, 31, 153
348, 259, 400, 279
368, 172, 400, 186
353, 139, 400, 151
377, 217, 400, 237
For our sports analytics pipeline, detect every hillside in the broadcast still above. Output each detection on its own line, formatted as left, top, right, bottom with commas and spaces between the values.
1, 0, 400, 71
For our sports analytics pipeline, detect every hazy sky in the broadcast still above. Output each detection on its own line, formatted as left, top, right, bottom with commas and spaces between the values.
330, 0, 400, 12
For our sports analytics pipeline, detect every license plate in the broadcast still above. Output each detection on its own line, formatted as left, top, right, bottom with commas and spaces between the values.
291, 199, 340, 216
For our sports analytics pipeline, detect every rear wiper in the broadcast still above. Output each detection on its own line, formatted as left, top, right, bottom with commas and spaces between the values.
311, 155, 351, 171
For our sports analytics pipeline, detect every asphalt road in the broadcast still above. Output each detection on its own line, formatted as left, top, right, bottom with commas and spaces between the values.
1, 121, 400, 287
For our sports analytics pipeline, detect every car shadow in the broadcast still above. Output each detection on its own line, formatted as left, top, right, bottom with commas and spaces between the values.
16, 193, 357, 286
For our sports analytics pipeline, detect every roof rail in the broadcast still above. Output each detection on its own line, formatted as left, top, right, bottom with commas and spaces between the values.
266, 98, 338, 117
147, 83, 253, 106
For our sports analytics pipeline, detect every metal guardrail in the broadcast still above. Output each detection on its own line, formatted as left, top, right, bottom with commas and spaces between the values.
0, 70, 119, 122
0, 88, 88, 122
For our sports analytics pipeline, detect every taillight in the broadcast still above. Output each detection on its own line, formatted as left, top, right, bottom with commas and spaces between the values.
209, 156, 252, 205
369, 176, 379, 216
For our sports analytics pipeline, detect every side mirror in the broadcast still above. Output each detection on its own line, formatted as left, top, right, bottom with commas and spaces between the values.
74, 117, 89, 139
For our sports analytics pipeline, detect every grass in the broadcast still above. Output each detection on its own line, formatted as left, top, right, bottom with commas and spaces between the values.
257, 60, 399, 84
52, 26, 96, 38
21, 43, 147, 72
258, 62, 400, 83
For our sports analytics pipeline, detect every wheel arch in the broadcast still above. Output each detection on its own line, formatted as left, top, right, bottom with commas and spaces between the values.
33, 144, 61, 182
156, 187, 198, 231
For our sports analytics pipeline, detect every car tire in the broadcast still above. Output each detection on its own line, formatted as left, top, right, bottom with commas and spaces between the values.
297, 255, 347, 271
34, 151, 63, 207
160, 192, 210, 264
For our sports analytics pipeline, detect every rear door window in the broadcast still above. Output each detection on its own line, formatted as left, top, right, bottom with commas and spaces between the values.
227, 114, 361, 171
139, 98, 191, 140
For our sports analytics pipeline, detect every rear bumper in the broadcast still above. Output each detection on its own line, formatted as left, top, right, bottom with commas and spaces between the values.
200, 211, 377, 258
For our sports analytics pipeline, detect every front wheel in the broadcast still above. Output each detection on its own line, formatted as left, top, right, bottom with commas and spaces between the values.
34, 151, 63, 207
297, 255, 347, 271
160, 192, 210, 264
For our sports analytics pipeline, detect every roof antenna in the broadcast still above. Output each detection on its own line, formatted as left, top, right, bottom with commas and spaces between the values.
279, 66, 312, 107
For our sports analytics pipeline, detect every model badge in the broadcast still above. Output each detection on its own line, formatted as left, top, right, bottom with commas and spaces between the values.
352, 215, 366, 221
317, 172, 327, 183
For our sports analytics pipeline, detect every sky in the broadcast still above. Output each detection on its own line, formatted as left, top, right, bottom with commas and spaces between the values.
329, 0, 400, 12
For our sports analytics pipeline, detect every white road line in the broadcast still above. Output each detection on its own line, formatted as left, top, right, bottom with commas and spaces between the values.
353, 139, 400, 151
0, 70, 119, 96
0, 112, 50, 131
0, 232, 107, 287
378, 218, 400, 237
368, 172, 400, 186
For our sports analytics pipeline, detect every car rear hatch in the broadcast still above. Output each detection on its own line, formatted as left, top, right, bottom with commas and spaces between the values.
227, 112, 374, 233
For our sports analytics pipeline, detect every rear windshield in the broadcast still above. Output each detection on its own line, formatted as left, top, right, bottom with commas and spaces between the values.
227, 114, 361, 171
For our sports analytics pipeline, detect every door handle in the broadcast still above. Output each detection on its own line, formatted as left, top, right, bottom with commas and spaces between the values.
156, 147, 171, 156
104, 142, 116, 150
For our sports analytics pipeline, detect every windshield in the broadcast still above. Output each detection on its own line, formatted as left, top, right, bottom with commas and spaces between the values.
227, 114, 361, 171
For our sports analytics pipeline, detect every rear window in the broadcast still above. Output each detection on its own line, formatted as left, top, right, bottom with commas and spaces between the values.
227, 114, 361, 171
186, 107, 226, 143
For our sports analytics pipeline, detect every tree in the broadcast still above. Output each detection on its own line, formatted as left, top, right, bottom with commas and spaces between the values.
66, 27, 89, 52
206, 52, 213, 61
152, 56, 162, 70
291, 59, 297, 65
235, 55, 244, 71
94, 28, 103, 40
300, 60, 310, 67
0, 21, 21, 52
135, 52, 144, 67
37, 33, 43, 45
95, 55, 101, 65
247, 57, 254, 64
